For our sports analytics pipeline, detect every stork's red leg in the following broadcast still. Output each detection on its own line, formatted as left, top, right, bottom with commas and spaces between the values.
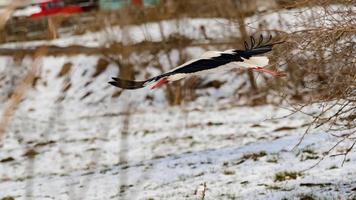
151, 77, 169, 89
251, 67, 286, 77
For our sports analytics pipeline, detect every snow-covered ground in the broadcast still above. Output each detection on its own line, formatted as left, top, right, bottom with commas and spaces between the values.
0, 100, 355, 199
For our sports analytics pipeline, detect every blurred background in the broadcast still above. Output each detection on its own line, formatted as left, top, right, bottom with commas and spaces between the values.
0, 0, 355, 199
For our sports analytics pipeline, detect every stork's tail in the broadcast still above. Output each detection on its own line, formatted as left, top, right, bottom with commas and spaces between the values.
108, 76, 169, 90
108, 77, 152, 90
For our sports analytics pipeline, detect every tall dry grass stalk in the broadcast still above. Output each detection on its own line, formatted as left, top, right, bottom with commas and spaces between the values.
0, 0, 25, 30
0, 47, 47, 142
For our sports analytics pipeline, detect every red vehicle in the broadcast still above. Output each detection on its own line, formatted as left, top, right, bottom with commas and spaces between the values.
30, 0, 83, 18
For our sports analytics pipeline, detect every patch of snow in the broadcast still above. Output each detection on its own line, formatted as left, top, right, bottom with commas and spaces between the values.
12, 5, 41, 17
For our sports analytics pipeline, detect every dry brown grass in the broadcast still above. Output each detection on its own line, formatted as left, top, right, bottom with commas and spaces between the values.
0, 0, 24, 30
273, 1, 356, 165
0, 2, 60, 141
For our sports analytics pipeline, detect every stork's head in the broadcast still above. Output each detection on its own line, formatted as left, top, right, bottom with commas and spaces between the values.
238, 56, 286, 77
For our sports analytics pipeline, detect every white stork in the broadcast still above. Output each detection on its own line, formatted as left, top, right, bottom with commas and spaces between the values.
109, 35, 286, 90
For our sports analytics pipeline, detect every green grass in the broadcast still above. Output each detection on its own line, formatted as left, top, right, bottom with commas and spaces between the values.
266, 156, 279, 163
1, 197, 15, 200
223, 169, 236, 175
242, 151, 267, 161
274, 171, 303, 182
298, 194, 317, 200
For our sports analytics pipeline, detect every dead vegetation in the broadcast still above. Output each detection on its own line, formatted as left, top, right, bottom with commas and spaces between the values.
0, 1, 354, 198
276, 1, 356, 167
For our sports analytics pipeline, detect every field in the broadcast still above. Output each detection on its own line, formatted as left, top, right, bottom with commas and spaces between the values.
0, 1, 355, 200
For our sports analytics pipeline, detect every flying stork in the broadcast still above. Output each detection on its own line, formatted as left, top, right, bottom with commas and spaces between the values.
109, 35, 286, 90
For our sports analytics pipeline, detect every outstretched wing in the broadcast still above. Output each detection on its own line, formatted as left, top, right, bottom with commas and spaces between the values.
167, 54, 240, 75
108, 77, 154, 89
171, 35, 284, 74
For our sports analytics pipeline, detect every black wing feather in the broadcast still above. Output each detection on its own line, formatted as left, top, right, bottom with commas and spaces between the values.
236, 35, 284, 59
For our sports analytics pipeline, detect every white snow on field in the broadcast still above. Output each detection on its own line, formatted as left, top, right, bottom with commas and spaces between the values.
0, 102, 355, 199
